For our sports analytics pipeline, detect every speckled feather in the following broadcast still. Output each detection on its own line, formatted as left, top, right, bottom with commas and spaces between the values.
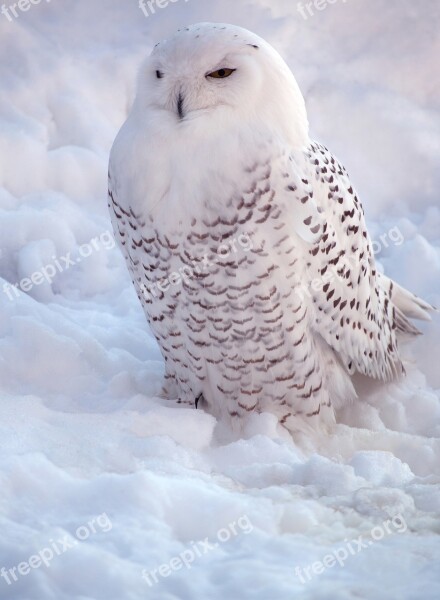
108, 23, 433, 433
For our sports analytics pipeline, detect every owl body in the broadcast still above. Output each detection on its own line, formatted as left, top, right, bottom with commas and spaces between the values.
109, 23, 433, 434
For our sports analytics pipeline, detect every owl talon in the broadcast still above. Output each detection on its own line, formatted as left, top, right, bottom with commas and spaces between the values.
195, 393, 204, 409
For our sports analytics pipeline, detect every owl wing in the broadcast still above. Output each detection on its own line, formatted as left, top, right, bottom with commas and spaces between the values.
288, 141, 429, 381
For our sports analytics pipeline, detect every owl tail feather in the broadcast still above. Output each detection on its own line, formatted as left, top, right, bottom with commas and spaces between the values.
380, 274, 437, 336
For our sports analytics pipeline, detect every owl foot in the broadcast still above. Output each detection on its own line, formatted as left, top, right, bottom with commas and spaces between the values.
195, 393, 204, 409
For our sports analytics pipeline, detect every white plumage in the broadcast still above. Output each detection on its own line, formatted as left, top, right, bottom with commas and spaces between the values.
108, 23, 433, 433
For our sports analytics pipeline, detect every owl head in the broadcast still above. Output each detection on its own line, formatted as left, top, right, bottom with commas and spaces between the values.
134, 23, 309, 147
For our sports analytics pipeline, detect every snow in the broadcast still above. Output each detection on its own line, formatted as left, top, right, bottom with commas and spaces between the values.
0, 0, 439, 598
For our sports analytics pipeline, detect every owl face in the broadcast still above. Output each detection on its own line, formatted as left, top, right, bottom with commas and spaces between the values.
144, 26, 265, 122
133, 23, 309, 148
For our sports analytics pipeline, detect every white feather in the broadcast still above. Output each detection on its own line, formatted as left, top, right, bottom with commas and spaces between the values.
108, 23, 433, 434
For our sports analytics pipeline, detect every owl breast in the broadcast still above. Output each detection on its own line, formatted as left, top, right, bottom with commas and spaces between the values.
111, 144, 335, 433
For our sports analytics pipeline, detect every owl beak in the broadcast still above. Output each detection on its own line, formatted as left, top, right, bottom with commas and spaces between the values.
177, 92, 185, 120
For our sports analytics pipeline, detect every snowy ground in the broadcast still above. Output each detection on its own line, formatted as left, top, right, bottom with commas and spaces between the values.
0, 1, 439, 599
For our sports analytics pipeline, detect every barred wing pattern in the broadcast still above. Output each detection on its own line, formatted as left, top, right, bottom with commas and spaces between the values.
108, 137, 431, 433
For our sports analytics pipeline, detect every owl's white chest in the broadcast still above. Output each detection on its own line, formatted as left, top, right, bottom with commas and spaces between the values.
111, 138, 333, 432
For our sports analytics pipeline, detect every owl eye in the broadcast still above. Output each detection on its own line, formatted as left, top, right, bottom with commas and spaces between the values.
207, 68, 236, 79
156, 70, 164, 79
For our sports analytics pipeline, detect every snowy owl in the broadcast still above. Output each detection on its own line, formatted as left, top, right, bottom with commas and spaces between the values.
108, 23, 434, 434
